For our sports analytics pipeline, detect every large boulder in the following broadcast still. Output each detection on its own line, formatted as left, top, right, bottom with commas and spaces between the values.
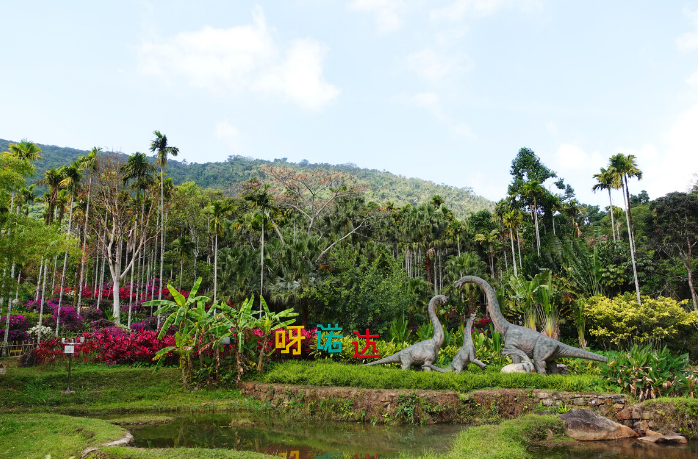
559, 409, 638, 441
501, 362, 534, 373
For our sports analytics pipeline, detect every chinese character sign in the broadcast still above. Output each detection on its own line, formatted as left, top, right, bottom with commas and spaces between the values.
275, 326, 306, 355
316, 324, 343, 354
352, 329, 381, 359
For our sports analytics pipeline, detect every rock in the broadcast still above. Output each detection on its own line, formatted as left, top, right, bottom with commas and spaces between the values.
501, 363, 534, 373
18, 349, 36, 367
616, 404, 643, 420
559, 409, 639, 441
645, 429, 662, 436
637, 435, 687, 444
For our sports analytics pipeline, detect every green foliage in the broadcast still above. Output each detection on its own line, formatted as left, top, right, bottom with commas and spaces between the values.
388, 317, 412, 342
602, 344, 697, 400
0, 413, 126, 458
309, 243, 414, 333
260, 361, 604, 393
584, 294, 698, 349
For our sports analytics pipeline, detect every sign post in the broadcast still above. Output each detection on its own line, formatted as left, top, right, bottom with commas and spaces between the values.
61, 337, 84, 394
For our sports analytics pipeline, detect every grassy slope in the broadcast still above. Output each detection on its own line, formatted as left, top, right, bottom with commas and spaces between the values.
258, 361, 604, 393
97, 448, 272, 459
0, 364, 256, 415
0, 413, 126, 459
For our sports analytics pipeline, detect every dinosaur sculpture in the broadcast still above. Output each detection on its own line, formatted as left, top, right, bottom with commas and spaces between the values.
423, 313, 486, 373
365, 295, 446, 370
455, 276, 607, 374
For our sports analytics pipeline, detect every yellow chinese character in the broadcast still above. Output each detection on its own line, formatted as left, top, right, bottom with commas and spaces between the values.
275, 326, 305, 355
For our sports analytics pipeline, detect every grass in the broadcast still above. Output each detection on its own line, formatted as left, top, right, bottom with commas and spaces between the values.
399, 414, 569, 459
103, 414, 176, 425
257, 361, 604, 393
0, 361, 260, 415
0, 413, 127, 459
0, 413, 273, 459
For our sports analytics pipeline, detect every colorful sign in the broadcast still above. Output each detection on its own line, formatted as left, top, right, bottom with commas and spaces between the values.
351, 329, 380, 359
275, 326, 306, 355
316, 324, 343, 354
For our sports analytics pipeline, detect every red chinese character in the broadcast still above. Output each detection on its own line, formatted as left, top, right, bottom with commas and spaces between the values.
352, 329, 380, 359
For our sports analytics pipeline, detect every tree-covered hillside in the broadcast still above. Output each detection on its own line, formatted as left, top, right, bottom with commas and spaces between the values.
0, 139, 493, 217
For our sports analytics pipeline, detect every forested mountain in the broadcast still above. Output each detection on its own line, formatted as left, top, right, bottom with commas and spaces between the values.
0, 139, 493, 217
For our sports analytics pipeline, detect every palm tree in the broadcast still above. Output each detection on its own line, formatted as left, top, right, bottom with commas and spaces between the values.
150, 131, 179, 310
243, 184, 275, 311
18, 185, 37, 216
121, 152, 156, 197
38, 167, 66, 224
592, 167, 621, 241
8, 140, 42, 162
609, 153, 643, 304
503, 209, 523, 277
54, 162, 83, 336
207, 200, 229, 303
475, 229, 499, 278
76, 148, 100, 315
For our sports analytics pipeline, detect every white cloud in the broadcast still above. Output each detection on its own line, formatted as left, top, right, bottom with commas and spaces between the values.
410, 92, 475, 138
406, 48, 472, 82
215, 121, 242, 152
687, 68, 698, 86
429, 0, 541, 22
138, 7, 339, 110
348, 0, 405, 33
546, 120, 557, 136
677, 8, 698, 51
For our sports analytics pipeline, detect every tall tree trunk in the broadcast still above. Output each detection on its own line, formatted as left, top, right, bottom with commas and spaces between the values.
516, 229, 522, 270
260, 218, 265, 312
35, 259, 43, 302
213, 233, 218, 304
533, 202, 541, 256
684, 243, 697, 312
607, 188, 616, 241
622, 176, 642, 305
55, 194, 75, 337
38, 258, 48, 344
510, 229, 518, 277
158, 168, 165, 327
77, 177, 92, 315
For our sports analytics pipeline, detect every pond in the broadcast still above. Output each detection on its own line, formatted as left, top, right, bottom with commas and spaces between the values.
127, 413, 465, 458
124, 414, 698, 458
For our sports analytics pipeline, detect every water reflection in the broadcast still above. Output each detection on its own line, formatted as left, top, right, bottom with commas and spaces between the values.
530, 439, 698, 459
127, 413, 464, 458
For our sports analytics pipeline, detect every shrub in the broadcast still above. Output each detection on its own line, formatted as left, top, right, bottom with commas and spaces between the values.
601, 344, 697, 400
80, 307, 104, 322
43, 306, 83, 332
584, 294, 698, 349
0, 315, 30, 342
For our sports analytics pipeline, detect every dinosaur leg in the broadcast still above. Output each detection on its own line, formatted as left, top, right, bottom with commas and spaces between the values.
470, 358, 487, 370
533, 345, 557, 375
421, 359, 433, 371
400, 354, 413, 370
545, 359, 560, 374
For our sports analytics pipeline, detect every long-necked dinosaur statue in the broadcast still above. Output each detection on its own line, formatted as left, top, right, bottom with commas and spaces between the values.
423, 313, 487, 373
365, 295, 446, 370
455, 276, 607, 374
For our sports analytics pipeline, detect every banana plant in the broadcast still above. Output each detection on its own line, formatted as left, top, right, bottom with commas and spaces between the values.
254, 295, 298, 372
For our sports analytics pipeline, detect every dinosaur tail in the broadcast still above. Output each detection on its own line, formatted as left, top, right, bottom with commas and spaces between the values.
364, 353, 402, 366
556, 343, 607, 362
422, 363, 452, 373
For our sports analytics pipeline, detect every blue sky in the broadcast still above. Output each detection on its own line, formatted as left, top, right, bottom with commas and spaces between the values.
2, 1, 698, 207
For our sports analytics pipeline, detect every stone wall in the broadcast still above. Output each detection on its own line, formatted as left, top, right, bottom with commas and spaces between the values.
239, 383, 628, 424
616, 401, 698, 438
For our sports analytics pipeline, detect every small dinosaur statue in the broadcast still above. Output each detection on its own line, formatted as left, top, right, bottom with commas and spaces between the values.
423, 313, 487, 374
455, 276, 607, 374
364, 295, 446, 371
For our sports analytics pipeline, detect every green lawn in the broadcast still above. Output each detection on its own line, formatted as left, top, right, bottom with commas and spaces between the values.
0, 362, 259, 415
257, 360, 605, 393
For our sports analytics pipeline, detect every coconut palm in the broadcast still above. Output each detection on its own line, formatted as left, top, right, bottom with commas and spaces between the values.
243, 184, 275, 311
150, 131, 179, 308
121, 152, 156, 197
609, 153, 643, 304
474, 229, 499, 278
8, 140, 42, 162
